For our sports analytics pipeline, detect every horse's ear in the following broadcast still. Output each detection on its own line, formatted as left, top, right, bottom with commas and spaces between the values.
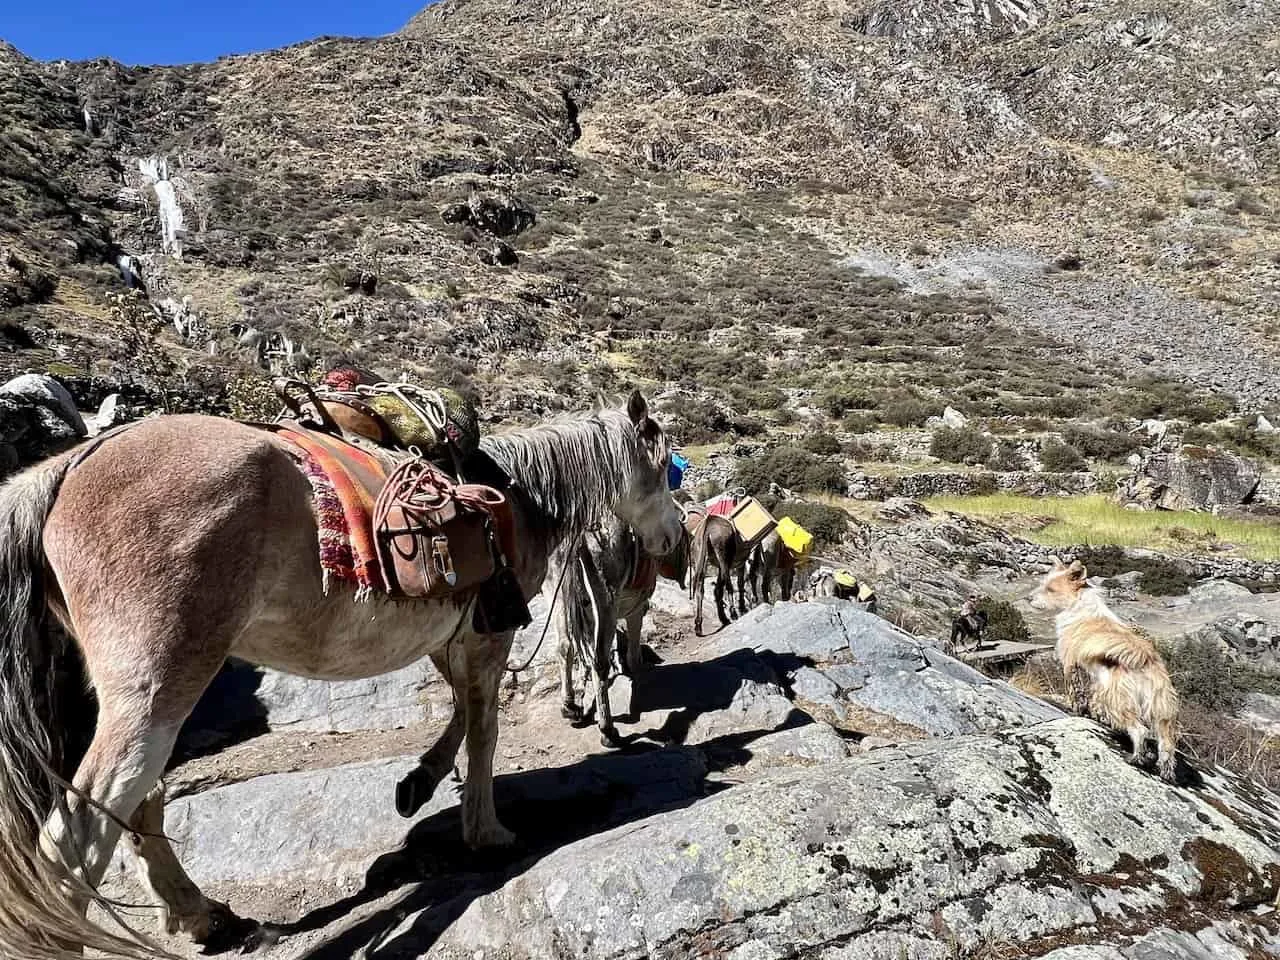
1068, 559, 1087, 580
627, 390, 649, 424
1049, 555, 1065, 569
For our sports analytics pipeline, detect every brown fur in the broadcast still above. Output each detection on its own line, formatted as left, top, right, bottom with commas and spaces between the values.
688, 512, 751, 636
1030, 558, 1180, 782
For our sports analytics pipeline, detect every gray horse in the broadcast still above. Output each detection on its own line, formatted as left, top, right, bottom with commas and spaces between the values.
557, 511, 690, 745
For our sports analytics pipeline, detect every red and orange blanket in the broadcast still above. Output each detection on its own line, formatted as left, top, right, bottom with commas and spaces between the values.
275, 426, 388, 598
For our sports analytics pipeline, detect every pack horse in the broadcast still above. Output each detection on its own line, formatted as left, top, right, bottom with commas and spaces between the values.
0, 391, 681, 960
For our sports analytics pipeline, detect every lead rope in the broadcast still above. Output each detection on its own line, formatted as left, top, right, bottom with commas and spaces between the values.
505, 529, 585, 675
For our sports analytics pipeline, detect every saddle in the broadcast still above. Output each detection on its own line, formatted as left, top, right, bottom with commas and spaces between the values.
265, 375, 528, 632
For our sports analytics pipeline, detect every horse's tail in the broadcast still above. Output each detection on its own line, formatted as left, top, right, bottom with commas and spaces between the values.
0, 456, 153, 960
689, 519, 710, 601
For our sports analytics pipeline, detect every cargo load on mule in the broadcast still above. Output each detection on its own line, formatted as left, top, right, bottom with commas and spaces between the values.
700, 488, 778, 547
267, 366, 529, 632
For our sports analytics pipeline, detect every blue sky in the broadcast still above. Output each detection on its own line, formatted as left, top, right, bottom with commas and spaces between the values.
2, 0, 432, 66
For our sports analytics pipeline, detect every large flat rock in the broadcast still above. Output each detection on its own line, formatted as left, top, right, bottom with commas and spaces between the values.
703, 601, 1063, 736
429, 719, 1280, 959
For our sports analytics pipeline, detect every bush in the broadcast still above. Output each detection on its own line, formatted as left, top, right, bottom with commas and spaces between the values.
818, 384, 873, 418
1076, 546, 1196, 596
1062, 425, 1142, 463
1040, 440, 1086, 473
930, 427, 993, 464
802, 431, 842, 455
979, 597, 1031, 645
1161, 636, 1251, 712
880, 397, 932, 427
735, 445, 846, 497
771, 500, 850, 547
986, 441, 1026, 472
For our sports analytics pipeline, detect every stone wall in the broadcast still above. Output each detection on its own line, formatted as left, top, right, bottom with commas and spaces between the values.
846, 470, 1100, 501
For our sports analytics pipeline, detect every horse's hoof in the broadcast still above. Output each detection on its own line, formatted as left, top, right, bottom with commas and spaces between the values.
600, 725, 621, 749
561, 702, 583, 721
396, 770, 430, 818
195, 900, 263, 954
467, 823, 518, 850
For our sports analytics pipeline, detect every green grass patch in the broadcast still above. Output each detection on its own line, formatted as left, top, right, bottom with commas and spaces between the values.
925, 493, 1280, 561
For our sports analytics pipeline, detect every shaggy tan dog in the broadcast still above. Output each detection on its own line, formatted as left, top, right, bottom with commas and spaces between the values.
1029, 557, 1179, 782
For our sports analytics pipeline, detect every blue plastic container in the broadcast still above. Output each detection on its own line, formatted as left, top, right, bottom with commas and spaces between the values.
668, 452, 689, 490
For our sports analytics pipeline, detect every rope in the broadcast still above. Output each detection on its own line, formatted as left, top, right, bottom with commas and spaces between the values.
356, 382, 449, 436
505, 530, 584, 674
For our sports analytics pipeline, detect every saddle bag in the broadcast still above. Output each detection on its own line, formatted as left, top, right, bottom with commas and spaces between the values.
373, 457, 512, 600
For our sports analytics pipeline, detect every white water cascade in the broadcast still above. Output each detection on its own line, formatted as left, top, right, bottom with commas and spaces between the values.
137, 156, 186, 258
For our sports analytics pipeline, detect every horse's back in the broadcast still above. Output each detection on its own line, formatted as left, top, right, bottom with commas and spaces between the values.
44, 415, 314, 652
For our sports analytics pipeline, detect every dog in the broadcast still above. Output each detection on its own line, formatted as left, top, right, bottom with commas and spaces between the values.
1029, 557, 1179, 783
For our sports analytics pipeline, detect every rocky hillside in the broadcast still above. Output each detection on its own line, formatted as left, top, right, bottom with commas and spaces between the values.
3, 0, 1279, 442
102, 599, 1280, 960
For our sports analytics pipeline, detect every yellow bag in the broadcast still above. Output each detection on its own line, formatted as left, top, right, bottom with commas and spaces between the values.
833, 569, 858, 590
776, 517, 813, 557
730, 496, 777, 545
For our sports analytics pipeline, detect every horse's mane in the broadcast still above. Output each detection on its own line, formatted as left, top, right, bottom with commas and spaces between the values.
480, 407, 641, 541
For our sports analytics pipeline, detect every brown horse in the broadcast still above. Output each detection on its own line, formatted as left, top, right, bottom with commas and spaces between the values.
748, 528, 800, 604
0, 392, 681, 960
687, 509, 753, 636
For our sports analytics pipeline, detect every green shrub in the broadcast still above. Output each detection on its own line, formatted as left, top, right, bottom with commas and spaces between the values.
930, 427, 993, 464
1062, 425, 1141, 463
771, 500, 850, 547
818, 384, 874, 418
880, 397, 932, 427
1040, 440, 1086, 473
986, 441, 1026, 472
979, 597, 1031, 645
1161, 636, 1246, 712
802, 431, 842, 455
1076, 546, 1196, 596
735, 445, 845, 497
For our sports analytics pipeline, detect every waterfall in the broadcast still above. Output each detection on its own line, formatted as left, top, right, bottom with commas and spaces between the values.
138, 156, 186, 258
116, 254, 140, 288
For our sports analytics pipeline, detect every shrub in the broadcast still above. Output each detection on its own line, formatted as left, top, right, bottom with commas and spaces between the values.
802, 431, 842, 455
986, 441, 1026, 472
818, 384, 873, 418
771, 500, 850, 547
1040, 440, 1086, 473
979, 597, 1031, 645
880, 397, 932, 427
735, 445, 845, 497
930, 427, 993, 464
1076, 546, 1196, 596
1062, 425, 1142, 463
1161, 635, 1248, 712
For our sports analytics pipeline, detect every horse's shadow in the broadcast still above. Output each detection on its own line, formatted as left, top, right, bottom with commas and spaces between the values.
268, 655, 816, 960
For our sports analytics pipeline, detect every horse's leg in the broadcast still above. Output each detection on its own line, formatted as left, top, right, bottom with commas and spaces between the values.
559, 631, 581, 721
736, 559, 749, 616
460, 632, 517, 848
128, 782, 250, 946
397, 647, 467, 818
714, 566, 731, 627
592, 617, 619, 748
623, 607, 645, 678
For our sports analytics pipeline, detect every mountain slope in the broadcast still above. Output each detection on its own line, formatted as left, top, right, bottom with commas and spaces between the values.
1, 0, 1278, 433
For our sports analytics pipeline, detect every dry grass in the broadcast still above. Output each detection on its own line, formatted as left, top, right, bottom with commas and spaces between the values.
1010, 654, 1280, 790
926, 493, 1280, 561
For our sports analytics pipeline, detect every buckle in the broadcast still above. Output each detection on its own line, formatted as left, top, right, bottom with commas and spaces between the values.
432, 535, 457, 587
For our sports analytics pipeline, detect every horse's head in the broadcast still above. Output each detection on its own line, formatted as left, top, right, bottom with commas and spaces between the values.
614, 390, 683, 557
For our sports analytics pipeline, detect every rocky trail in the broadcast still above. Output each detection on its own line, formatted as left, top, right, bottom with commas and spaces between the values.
100, 588, 1280, 960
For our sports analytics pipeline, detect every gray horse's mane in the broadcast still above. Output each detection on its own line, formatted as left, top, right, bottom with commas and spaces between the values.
480, 407, 641, 539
